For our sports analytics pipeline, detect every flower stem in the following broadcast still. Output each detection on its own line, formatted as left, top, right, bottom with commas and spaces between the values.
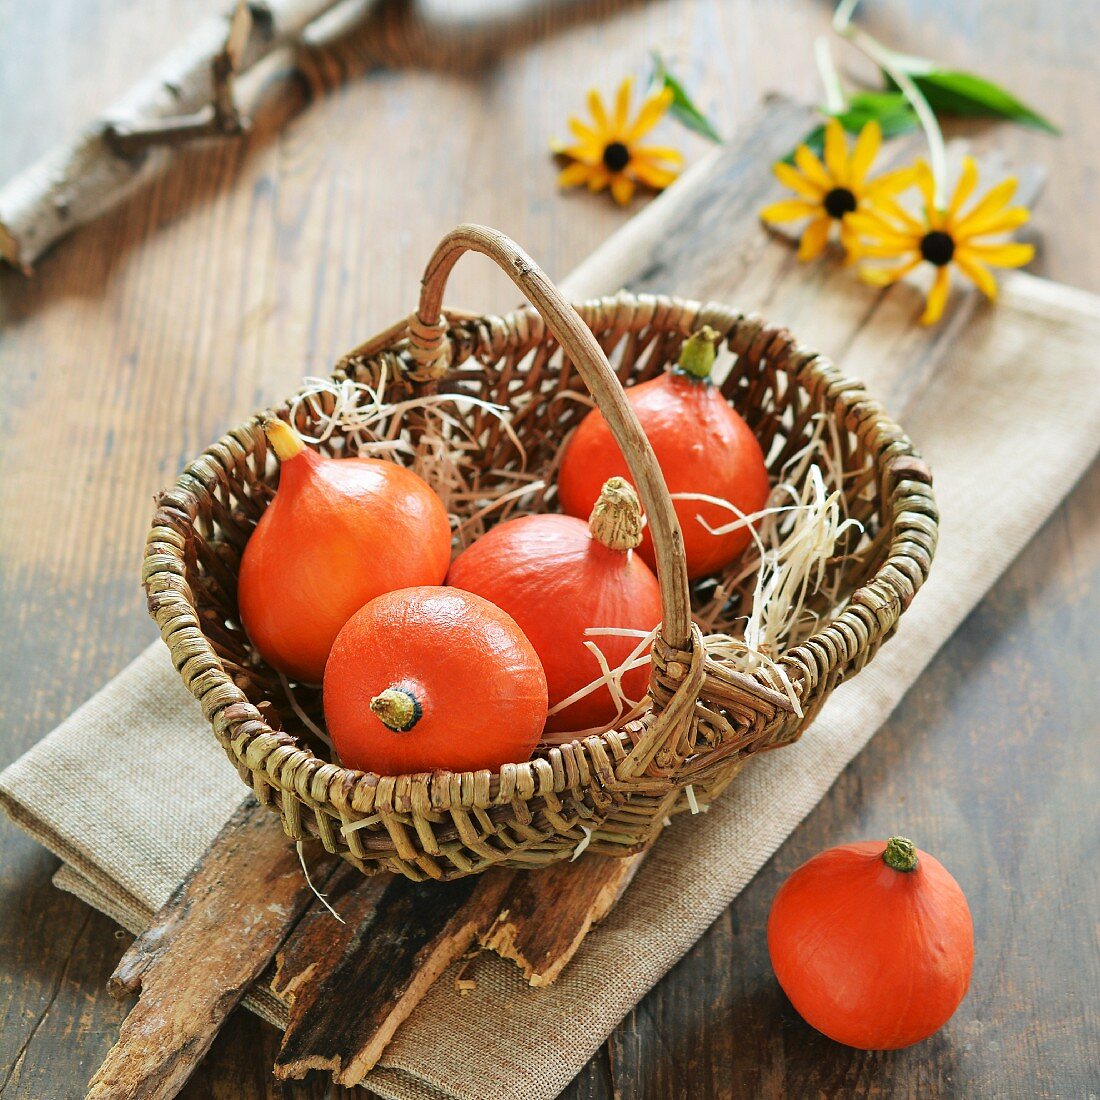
832, 0, 948, 208
814, 36, 846, 115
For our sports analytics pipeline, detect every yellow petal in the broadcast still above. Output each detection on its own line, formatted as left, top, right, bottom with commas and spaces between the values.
823, 118, 848, 184
914, 161, 943, 228
954, 250, 999, 300
860, 257, 920, 286
633, 145, 685, 166
631, 159, 679, 190
954, 176, 1019, 235
586, 166, 610, 192
558, 162, 595, 188
556, 143, 601, 164
586, 89, 611, 135
848, 120, 882, 187
794, 144, 832, 191
948, 156, 979, 217
921, 266, 952, 325
611, 175, 635, 205
863, 164, 921, 199
839, 219, 862, 265
846, 211, 918, 250
613, 77, 633, 135
862, 194, 924, 234
569, 117, 601, 145
774, 161, 825, 200
797, 215, 832, 261
964, 241, 1035, 268
858, 241, 919, 259
759, 198, 820, 223
955, 205, 1030, 241
627, 88, 674, 141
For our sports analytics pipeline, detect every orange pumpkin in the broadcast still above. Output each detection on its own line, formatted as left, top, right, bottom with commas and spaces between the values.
237, 419, 451, 684
323, 586, 548, 774
557, 327, 770, 580
448, 477, 662, 734
767, 837, 974, 1050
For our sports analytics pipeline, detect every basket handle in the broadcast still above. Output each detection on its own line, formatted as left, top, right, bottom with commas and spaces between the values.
408, 224, 693, 652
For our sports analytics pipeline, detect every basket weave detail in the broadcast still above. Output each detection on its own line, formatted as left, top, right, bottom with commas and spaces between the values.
143, 226, 936, 882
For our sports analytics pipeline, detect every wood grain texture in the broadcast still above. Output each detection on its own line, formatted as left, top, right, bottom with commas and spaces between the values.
273, 869, 514, 1085
481, 854, 645, 987
87, 799, 336, 1100
0, 1, 1096, 1098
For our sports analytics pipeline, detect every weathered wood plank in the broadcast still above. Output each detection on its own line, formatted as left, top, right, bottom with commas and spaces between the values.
86, 799, 336, 1100
273, 868, 515, 1086
481, 854, 645, 987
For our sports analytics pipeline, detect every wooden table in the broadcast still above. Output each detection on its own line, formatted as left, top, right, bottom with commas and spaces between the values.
1, 1, 1096, 1097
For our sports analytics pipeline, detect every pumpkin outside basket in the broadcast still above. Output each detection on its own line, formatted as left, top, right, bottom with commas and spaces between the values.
142, 225, 937, 883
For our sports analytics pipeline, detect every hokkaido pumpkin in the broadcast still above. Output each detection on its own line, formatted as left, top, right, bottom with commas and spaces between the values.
447, 477, 662, 734
557, 327, 771, 580
237, 419, 451, 684
323, 586, 548, 774
768, 837, 974, 1050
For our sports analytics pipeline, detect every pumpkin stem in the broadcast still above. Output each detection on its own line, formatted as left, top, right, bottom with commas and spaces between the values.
677, 325, 721, 380
262, 416, 307, 462
882, 836, 919, 872
589, 477, 644, 551
370, 687, 422, 733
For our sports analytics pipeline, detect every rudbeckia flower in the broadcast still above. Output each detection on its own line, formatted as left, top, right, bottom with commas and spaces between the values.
554, 78, 684, 205
760, 119, 918, 262
850, 157, 1035, 324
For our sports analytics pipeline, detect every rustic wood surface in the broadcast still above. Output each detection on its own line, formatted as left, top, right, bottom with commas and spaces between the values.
272, 867, 515, 1085
86, 799, 337, 1100
0, 1, 1096, 1098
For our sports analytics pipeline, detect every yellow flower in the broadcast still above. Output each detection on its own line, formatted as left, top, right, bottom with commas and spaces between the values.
760, 119, 918, 263
850, 157, 1035, 325
553, 78, 683, 206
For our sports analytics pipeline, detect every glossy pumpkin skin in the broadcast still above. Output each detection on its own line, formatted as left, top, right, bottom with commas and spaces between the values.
323, 587, 548, 774
447, 513, 663, 734
238, 447, 451, 684
767, 841, 974, 1050
557, 372, 771, 580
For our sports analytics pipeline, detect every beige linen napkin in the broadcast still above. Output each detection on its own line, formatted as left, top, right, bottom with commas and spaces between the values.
2, 260, 1099, 1098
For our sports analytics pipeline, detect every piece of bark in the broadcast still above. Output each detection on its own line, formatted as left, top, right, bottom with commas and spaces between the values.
86, 797, 337, 1100
271, 867, 515, 1085
481, 853, 646, 986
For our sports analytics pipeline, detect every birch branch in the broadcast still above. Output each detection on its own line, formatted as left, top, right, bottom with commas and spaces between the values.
0, 0, 357, 271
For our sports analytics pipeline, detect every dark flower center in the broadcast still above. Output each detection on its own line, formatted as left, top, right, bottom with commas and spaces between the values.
602, 141, 630, 172
920, 230, 956, 266
823, 187, 857, 219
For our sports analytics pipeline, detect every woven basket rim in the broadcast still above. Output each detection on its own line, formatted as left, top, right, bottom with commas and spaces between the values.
143, 290, 936, 821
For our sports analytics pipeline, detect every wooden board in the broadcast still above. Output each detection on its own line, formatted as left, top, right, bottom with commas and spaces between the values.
1, 1, 1096, 1098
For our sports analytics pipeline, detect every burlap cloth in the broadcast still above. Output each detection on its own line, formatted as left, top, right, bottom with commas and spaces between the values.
2, 256, 1098, 1097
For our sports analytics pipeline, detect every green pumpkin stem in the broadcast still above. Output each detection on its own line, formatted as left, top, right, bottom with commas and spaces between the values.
677, 325, 721, 380
882, 836, 919, 872
370, 687, 422, 733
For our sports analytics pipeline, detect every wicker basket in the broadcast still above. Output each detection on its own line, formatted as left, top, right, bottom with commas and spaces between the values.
143, 225, 937, 882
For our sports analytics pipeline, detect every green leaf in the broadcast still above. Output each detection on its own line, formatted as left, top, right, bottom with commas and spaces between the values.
887, 69, 1060, 135
780, 92, 918, 164
650, 53, 722, 143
